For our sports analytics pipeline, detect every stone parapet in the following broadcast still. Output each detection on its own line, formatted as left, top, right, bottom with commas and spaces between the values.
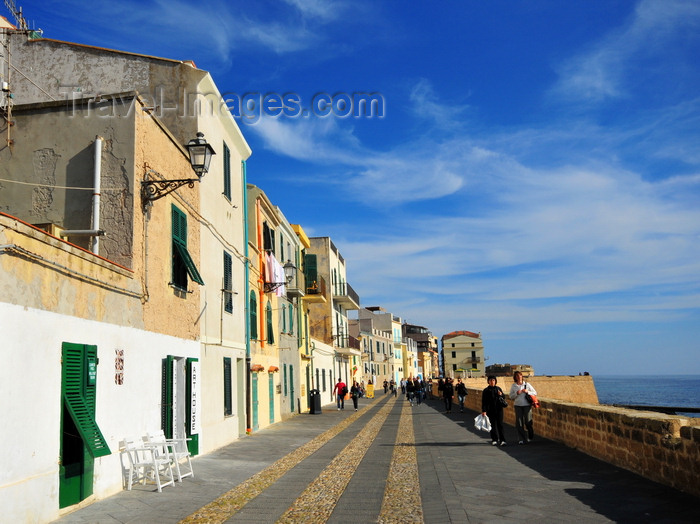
455, 380, 700, 498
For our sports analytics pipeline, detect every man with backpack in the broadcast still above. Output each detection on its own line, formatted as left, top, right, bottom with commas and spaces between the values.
333, 378, 347, 410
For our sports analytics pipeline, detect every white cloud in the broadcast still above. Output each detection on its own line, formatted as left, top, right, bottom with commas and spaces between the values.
552, 0, 700, 102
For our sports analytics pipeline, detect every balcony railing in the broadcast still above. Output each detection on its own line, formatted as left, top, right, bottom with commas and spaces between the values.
285, 266, 305, 298
303, 274, 327, 303
332, 281, 360, 310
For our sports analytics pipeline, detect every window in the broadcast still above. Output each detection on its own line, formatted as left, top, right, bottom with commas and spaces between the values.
452, 364, 457, 371
223, 357, 232, 416
322, 369, 326, 391
249, 292, 257, 339
451, 351, 456, 358
223, 142, 231, 200
283, 364, 288, 396
171, 205, 204, 290
471, 343, 475, 347
223, 252, 233, 313
288, 304, 294, 334
280, 232, 285, 262
263, 222, 275, 252
281, 304, 287, 332
266, 302, 274, 344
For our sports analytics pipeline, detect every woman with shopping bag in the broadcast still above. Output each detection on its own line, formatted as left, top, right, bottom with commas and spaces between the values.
481, 375, 507, 446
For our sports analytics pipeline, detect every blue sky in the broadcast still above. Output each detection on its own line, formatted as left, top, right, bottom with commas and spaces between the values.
8, 1, 700, 375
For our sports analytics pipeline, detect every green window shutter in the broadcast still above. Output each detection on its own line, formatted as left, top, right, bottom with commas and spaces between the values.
172, 205, 203, 286
224, 251, 233, 313
62, 343, 111, 458
223, 142, 231, 200
162, 356, 174, 439
288, 304, 294, 334
172, 205, 187, 246
266, 302, 274, 344
223, 357, 232, 416
283, 364, 288, 396
173, 242, 205, 285
249, 292, 258, 339
304, 254, 317, 291
281, 304, 286, 332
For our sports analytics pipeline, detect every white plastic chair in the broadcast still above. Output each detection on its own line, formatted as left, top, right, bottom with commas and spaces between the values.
144, 430, 194, 482
120, 436, 175, 492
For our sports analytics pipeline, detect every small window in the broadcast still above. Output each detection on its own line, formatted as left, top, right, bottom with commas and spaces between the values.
249, 292, 257, 339
223, 252, 233, 313
223, 357, 232, 416
451, 351, 456, 358
266, 302, 274, 344
223, 142, 231, 200
452, 364, 457, 371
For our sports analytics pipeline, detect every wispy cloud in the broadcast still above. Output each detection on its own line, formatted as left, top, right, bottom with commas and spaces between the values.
551, 0, 700, 102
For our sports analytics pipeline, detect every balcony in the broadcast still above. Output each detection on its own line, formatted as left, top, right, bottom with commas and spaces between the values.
332, 281, 360, 310
302, 274, 327, 303
285, 266, 305, 298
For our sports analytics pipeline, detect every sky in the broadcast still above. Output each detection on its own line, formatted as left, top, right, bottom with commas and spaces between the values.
6, 0, 700, 375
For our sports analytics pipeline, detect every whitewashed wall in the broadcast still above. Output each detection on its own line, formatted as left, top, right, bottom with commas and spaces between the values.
0, 302, 199, 523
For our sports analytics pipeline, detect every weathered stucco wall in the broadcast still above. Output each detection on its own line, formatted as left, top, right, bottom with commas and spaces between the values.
0, 99, 135, 266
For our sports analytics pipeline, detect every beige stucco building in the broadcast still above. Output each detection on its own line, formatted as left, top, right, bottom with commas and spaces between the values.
441, 330, 485, 378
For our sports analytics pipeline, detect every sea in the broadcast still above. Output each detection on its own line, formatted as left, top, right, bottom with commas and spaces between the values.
594, 375, 700, 418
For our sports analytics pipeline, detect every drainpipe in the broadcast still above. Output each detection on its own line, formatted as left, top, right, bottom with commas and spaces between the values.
60, 136, 104, 254
91, 136, 103, 254
243, 160, 252, 435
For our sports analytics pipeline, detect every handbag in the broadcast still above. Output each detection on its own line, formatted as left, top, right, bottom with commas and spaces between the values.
498, 395, 508, 408
524, 382, 540, 408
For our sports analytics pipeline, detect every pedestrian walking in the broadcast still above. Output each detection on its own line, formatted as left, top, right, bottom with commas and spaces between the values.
333, 378, 347, 410
455, 378, 468, 412
509, 371, 537, 444
443, 378, 454, 413
414, 378, 423, 404
481, 375, 507, 446
383, 379, 388, 394
350, 381, 361, 411
406, 378, 416, 406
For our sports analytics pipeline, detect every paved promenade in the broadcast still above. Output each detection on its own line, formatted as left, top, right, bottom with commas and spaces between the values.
55, 393, 699, 523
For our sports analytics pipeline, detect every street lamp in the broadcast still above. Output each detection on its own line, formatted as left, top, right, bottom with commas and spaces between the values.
142, 132, 216, 205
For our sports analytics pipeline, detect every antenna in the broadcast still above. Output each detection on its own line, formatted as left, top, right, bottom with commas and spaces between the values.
3, 0, 28, 30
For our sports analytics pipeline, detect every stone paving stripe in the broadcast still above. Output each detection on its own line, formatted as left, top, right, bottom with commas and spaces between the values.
179, 396, 390, 524
275, 396, 397, 524
378, 400, 423, 524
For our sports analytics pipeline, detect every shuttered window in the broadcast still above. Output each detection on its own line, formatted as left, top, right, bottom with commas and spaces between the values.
223, 142, 231, 200
172, 205, 204, 288
304, 254, 317, 292
62, 343, 110, 458
266, 302, 274, 344
223, 357, 232, 416
223, 251, 233, 313
249, 292, 258, 339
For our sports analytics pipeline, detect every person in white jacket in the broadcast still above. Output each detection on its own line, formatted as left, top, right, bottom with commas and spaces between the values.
509, 371, 537, 444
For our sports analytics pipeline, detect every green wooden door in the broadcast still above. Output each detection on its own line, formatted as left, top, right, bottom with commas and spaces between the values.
252, 372, 259, 431
268, 373, 275, 423
60, 343, 110, 508
289, 364, 295, 413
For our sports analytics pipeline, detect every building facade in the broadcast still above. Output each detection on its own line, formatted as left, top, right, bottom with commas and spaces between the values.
441, 330, 485, 378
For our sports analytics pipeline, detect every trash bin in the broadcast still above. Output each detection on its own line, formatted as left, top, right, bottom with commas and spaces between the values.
309, 389, 322, 414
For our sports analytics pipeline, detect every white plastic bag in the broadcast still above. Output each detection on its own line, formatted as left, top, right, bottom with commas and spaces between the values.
474, 414, 492, 432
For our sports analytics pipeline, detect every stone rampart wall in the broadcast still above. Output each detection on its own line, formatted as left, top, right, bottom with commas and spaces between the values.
454, 383, 700, 498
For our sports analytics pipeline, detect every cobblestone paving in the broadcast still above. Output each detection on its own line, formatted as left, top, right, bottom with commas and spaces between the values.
276, 396, 396, 523
179, 397, 390, 523
378, 400, 422, 524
